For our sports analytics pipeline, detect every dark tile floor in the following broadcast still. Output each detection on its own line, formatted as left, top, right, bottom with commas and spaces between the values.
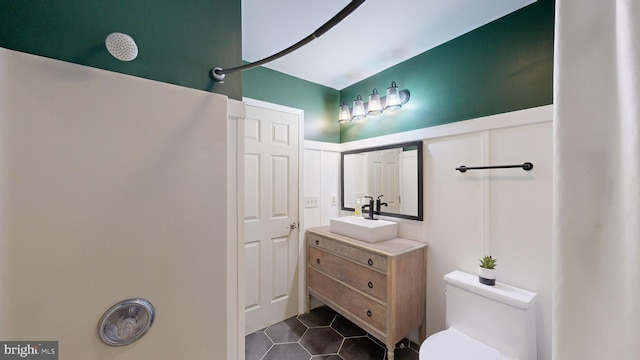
246, 306, 420, 360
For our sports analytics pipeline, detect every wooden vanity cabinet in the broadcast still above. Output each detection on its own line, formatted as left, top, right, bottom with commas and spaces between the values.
306, 226, 427, 360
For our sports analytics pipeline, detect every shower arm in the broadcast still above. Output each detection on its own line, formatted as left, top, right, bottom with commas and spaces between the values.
211, 0, 366, 81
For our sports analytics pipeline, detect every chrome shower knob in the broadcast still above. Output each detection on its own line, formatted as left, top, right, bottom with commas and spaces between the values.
98, 298, 155, 346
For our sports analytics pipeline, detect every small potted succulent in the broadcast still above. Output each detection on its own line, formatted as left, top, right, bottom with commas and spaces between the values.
478, 255, 497, 286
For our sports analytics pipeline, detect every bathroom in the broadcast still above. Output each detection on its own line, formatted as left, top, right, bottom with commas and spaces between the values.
1, 0, 637, 360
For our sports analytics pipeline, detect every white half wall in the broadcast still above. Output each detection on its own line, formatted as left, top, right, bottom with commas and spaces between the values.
0, 48, 231, 359
423, 120, 552, 360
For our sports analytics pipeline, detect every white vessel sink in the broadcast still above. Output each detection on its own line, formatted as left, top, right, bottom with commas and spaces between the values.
329, 216, 398, 243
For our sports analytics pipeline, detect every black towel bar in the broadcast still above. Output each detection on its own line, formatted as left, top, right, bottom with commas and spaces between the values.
456, 162, 533, 173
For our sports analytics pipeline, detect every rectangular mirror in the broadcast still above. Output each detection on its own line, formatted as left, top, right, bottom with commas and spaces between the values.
341, 141, 423, 221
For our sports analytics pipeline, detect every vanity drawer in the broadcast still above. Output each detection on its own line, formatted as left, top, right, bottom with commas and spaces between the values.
309, 246, 387, 302
307, 233, 387, 273
308, 267, 387, 332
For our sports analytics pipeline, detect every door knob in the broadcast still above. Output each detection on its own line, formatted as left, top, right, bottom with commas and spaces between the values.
289, 222, 298, 230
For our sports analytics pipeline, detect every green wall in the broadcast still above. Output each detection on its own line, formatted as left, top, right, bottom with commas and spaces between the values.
2, 0, 554, 141
0, 0, 242, 100
243, 66, 341, 143
242, 0, 554, 143
339, 0, 554, 142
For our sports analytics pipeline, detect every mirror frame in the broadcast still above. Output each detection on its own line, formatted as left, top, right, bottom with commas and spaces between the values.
341, 140, 423, 221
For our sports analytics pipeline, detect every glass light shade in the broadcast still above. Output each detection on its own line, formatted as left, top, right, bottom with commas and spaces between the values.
367, 88, 383, 116
352, 95, 366, 121
385, 81, 402, 111
338, 101, 352, 124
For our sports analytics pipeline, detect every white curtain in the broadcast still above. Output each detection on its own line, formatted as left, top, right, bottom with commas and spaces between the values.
553, 1, 640, 359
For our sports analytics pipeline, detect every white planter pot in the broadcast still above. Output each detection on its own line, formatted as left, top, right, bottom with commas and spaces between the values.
478, 266, 496, 286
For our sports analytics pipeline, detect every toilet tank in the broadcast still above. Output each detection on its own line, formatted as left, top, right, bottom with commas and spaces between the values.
444, 270, 537, 360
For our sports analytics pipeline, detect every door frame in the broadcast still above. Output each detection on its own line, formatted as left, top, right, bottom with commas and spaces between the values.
235, 98, 305, 358
226, 99, 244, 360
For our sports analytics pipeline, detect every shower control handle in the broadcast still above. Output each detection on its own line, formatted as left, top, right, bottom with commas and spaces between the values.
98, 298, 155, 346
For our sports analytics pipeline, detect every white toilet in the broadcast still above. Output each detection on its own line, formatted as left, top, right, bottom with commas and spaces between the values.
419, 270, 537, 360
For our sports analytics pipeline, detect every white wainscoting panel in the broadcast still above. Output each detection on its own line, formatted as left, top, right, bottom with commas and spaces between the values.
302, 106, 552, 360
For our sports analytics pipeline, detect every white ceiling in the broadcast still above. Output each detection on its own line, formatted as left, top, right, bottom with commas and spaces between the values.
242, 0, 535, 90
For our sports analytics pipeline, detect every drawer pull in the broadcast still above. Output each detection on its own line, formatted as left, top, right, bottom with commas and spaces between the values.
366, 310, 372, 317
367, 259, 373, 266
315, 240, 320, 245
316, 258, 321, 264
368, 281, 373, 288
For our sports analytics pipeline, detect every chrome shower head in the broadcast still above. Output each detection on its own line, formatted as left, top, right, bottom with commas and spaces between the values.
105, 32, 138, 61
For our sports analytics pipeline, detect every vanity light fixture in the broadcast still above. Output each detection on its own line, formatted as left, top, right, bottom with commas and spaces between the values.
385, 81, 402, 111
338, 101, 352, 124
367, 88, 383, 116
352, 95, 367, 121
338, 81, 410, 124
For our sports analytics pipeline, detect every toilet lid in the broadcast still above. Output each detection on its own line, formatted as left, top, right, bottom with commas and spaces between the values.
419, 328, 502, 360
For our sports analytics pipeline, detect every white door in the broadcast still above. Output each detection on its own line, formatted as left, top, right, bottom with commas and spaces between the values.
366, 149, 400, 213
243, 102, 300, 334
400, 149, 418, 216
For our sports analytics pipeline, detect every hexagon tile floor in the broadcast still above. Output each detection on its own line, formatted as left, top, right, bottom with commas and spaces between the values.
245, 306, 419, 360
